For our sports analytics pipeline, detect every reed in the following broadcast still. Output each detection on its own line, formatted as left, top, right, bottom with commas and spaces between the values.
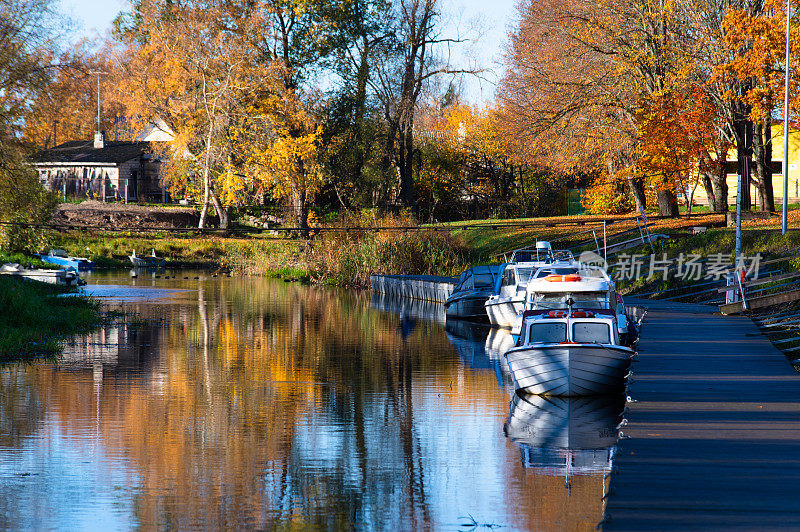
310, 215, 479, 286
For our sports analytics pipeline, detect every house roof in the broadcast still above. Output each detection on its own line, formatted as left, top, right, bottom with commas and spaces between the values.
30, 140, 154, 166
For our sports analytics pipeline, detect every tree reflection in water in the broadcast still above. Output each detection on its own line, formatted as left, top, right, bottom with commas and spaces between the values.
0, 273, 615, 530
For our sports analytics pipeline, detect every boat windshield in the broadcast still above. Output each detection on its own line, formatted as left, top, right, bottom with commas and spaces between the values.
572, 322, 611, 343
455, 266, 500, 291
500, 268, 516, 287
473, 271, 496, 289
515, 267, 536, 284
530, 291, 610, 309
529, 322, 567, 343
533, 267, 579, 279
513, 250, 549, 263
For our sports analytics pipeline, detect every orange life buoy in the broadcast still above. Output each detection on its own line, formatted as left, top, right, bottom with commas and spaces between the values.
544, 274, 581, 282
547, 310, 567, 318
571, 310, 595, 318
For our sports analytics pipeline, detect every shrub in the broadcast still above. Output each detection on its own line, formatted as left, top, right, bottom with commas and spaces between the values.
581, 175, 634, 214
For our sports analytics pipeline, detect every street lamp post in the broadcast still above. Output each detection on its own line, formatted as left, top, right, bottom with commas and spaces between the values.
783, 0, 792, 235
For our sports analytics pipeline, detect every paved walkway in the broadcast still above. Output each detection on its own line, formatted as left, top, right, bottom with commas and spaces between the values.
604, 299, 800, 530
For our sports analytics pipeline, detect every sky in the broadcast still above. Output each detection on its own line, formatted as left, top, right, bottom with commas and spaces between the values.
58, 0, 519, 103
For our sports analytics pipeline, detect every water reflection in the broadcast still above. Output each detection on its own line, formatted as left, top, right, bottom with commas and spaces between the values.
0, 274, 619, 530
503, 393, 625, 526
370, 291, 446, 325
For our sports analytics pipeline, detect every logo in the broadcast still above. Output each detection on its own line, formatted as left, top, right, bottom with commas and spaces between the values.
578, 250, 608, 272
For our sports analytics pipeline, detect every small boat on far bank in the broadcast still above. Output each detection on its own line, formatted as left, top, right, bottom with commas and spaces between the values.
0, 263, 84, 287
37, 249, 94, 271
444, 264, 503, 321
129, 249, 166, 268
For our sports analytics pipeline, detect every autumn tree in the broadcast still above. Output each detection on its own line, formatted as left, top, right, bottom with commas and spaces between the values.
319, 0, 394, 210
23, 44, 127, 149
498, 0, 643, 213
0, 0, 63, 251
372, 0, 476, 212
500, 0, 745, 217
115, 0, 253, 228
713, 0, 800, 212
116, 1, 337, 231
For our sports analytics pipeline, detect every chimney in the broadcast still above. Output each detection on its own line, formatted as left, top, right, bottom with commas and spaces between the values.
94, 131, 104, 149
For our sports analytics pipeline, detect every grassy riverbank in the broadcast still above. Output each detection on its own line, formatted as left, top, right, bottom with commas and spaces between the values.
38, 209, 800, 289
610, 228, 800, 298
0, 276, 104, 359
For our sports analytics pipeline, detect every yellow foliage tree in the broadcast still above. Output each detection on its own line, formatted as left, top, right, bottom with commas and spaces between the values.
116, 0, 331, 231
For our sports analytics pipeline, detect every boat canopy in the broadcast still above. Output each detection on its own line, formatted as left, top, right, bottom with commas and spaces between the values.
453, 264, 504, 292
519, 315, 615, 346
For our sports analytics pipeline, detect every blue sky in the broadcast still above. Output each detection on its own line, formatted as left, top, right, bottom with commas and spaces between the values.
59, 0, 518, 103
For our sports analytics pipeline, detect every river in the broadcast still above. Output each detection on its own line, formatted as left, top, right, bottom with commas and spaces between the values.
0, 271, 622, 530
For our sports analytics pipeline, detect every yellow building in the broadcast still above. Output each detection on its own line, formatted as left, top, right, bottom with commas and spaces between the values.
692, 121, 800, 208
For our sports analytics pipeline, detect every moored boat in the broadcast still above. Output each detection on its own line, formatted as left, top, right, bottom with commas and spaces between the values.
444, 264, 503, 320
37, 249, 94, 271
0, 262, 84, 287
484, 242, 577, 328
505, 299, 634, 396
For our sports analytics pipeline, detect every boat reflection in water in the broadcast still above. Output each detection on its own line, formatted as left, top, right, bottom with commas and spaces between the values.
444, 319, 492, 367
503, 393, 624, 486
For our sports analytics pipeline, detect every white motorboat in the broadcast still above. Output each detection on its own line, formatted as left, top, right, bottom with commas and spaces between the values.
444, 264, 503, 320
484, 242, 576, 329
505, 300, 634, 396
510, 265, 632, 337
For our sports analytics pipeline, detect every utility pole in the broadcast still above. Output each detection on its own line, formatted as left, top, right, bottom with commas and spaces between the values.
88, 71, 107, 132
783, 0, 792, 235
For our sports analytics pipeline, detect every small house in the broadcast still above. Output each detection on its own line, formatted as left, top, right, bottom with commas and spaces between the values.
31, 132, 168, 203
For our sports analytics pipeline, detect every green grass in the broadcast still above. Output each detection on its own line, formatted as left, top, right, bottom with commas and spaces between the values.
0, 252, 52, 269
0, 276, 104, 359
612, 228, 800, 298
46, 231, 301, 270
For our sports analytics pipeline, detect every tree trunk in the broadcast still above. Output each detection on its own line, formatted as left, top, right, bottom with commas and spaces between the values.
734, 108, 752, 211
350, 35, 371, 186
713, 153, 729, 213
199, 169, 210, 229
398, 123, 414, 209
209, 188, 229, 230
290, 178, 309, 237
380, 113, 398, 208
701, 172, 717, 212
753, 116, 775, 212
627, 176, 646, 214
656, 174, 679, 217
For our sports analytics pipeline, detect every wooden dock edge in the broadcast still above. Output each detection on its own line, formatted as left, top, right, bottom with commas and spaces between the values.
719, 288, 800, 315
370, 274, 456, 303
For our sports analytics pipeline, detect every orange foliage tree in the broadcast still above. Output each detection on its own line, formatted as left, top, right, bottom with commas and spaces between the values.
23, 44, 127, 150
714, 0, 800, 212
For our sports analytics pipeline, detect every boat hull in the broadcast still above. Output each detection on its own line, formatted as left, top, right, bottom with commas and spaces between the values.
39, 255, 94, 271
485, 297, 524, 328
130, 256, 166, 268
445, 294, 491, 320
505, 344, 632, 396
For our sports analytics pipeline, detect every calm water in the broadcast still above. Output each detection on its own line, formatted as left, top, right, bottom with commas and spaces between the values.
0, 271, 622, 530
